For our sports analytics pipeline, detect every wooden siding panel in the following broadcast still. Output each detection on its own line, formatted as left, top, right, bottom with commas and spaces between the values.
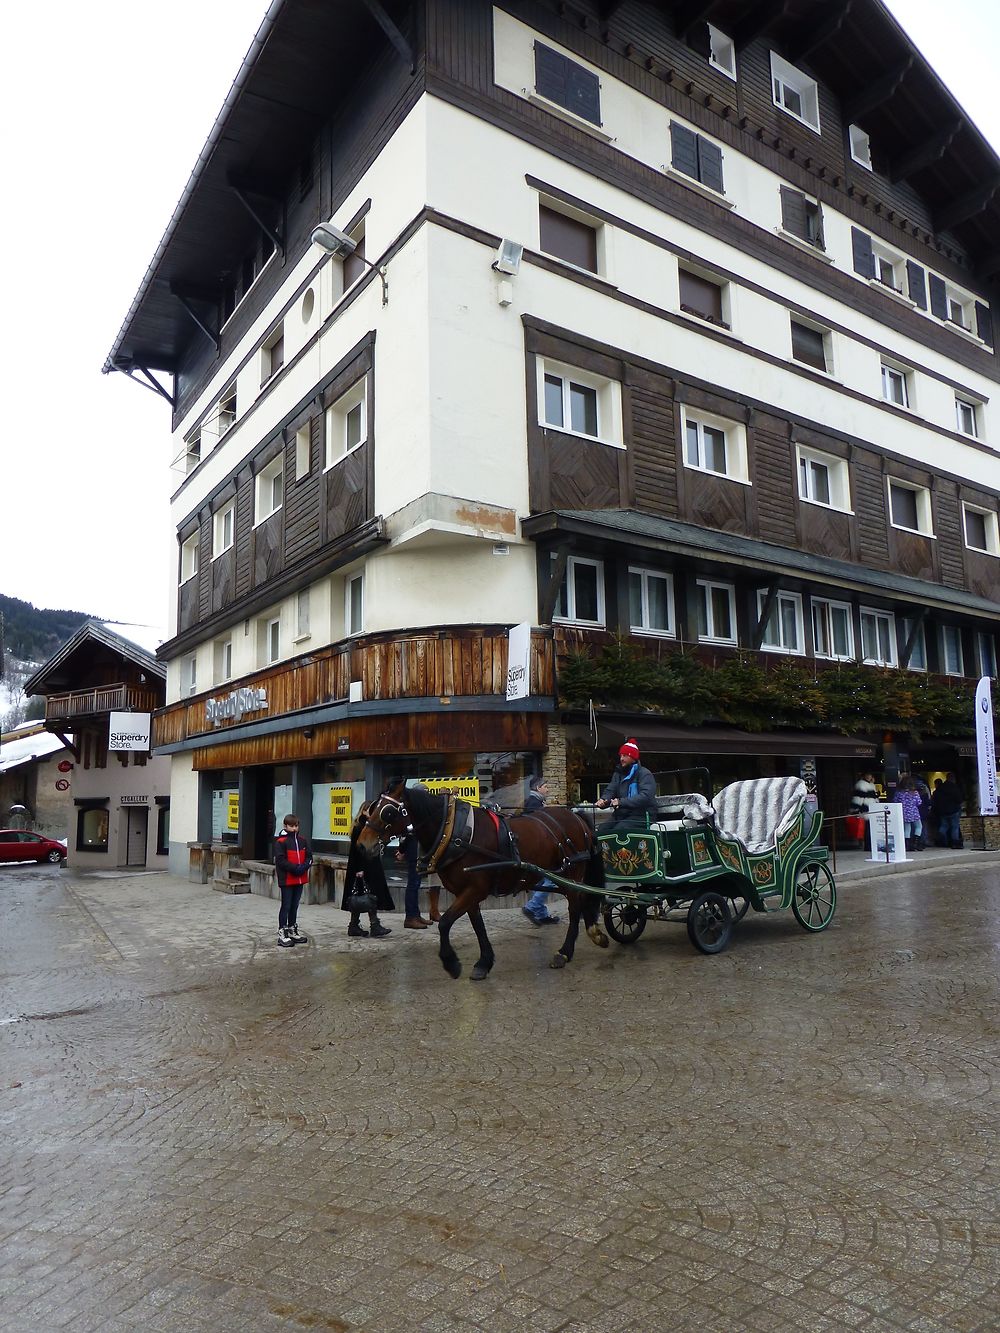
545, 434, 622, 510
630, 379, 677, 518
285, 424, 322, 565
324, 448, 369, 544
234, 476, 254, 600
892, 530, 937, 583
934, 484, 966, 588
252, 511, 283, 588
752, 418, 796, 547
851, 458, 890, 569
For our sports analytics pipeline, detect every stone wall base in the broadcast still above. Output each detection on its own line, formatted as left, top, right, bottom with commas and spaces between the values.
960, 814, 1000, 850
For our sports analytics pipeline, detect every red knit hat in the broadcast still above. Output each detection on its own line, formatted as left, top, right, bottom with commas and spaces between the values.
619, 738, 640, 762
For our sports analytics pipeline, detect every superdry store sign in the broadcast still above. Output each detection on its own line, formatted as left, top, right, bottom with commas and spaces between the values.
206, 687, 268, 727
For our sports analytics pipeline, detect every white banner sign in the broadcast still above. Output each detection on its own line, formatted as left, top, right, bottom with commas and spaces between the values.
976, 676, 998, 815
866, 802, 909, 864
108, 711, 151, 752
506, 622, 531, 702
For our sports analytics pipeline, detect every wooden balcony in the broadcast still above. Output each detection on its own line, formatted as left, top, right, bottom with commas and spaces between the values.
45, 684, 162, 723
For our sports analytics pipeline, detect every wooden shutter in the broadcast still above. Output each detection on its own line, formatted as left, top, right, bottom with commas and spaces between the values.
906, 261, 927, 310
781, 187, 810, 241
679, 270, 724, 324
697, 138, 724, 193
670, 122, 699, 179
539, 205, 598, 272
790, 320, 827, 371
534, 43, 600, 125
851, 227, 876, 278
976, 301, 994, 346
928, 274, 948, 319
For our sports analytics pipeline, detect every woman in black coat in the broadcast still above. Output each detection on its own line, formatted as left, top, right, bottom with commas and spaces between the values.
342, 825, 395, 938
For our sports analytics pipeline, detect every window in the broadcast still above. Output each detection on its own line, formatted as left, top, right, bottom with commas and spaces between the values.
538, 360, 621, 444
255, 457, 284, 524
295, 424, 311, 479
901, 617, 927, 671
758, 590, 804, 655
539, 203, 599, 273
264, 617, 280, 666
217, 385, 237, 437
156, 804, 170, 857
326, 380, 367, 468
881, 363, 910, 408
849, 124, 872, 169
296, 590, 311, 641
76, 806, 109, 853
860, 609, 897, 666
941, 626, 964, 676
779, 188, 823, 248
180, 534, 199, 583
184, 655, 197, 697
214, 637, 233, 684
977, 632, 997, 677
213, 502, 235, 557
261, 323, 284, 383
790, 319, 829, 373
963, 504, 999, 555
669, 123, 724, 194
707, 24, 736, 78
552, 555, 605, 626
182, 433, 201, 473
696, 580, 737, 644
929, 274, 973, 330
770, 52, 820, 132
534, 42, 601, 126
628, 568, 675, 637
342, 223, 366, 289
796, 446, 850, 511
678, 268, 729, 328
812, 600, 854, 662
347, 573, 365, 636
888, 481, 932, 536
955, 397, 979, 438
682, 407, 748, 482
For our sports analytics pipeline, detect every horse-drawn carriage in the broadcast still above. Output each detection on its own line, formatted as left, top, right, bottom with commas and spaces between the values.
586, 773, 836, 955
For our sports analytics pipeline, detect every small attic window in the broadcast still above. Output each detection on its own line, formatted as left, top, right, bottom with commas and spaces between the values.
849, 124, 872, 170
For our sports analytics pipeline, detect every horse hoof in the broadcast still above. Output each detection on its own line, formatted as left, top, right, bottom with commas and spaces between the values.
470, 965, 490, 982
549, 953, 568, 969
588, 927, 610, 949
442, 956, 462, 980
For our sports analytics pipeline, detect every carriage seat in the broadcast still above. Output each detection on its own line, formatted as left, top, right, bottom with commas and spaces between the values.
711, 776, 808, 855
649, 792, 715, 832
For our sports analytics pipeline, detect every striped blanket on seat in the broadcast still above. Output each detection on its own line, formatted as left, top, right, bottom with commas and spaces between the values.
712, 777, 808, 855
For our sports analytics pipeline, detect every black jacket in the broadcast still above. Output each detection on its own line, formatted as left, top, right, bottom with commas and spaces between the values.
931, 780, 964, 817
601, 764, 658, 820
524, 790, 545, 812
341, 831, 395, 912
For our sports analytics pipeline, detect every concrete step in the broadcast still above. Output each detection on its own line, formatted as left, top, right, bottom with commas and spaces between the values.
227, 866, 251, 882
212, 877, 251, 894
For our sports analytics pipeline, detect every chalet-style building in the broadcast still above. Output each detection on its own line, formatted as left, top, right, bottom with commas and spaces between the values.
24, 623, 169, 869
104, 0, 1000, 873
0, 723, 73, 837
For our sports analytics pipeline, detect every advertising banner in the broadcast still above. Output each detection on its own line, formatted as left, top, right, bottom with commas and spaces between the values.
423, 776, 481, 805
108, 711, 151, 752
227, 792, 240, 832
506, 622, 531, 701
866, 801, 908, 863
975, 676, 998, 815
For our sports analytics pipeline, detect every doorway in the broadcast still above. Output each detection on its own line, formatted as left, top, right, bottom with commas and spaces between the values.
125, 807, 148, 867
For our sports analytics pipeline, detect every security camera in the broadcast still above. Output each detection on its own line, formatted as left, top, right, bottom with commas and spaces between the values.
311, 223, 358, 257
492, 238, 523, 276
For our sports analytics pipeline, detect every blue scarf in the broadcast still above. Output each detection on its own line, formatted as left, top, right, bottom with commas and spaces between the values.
620, 762, 639, 799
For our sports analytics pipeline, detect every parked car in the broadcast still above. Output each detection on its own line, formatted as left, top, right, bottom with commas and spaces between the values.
0, 830, 67, 864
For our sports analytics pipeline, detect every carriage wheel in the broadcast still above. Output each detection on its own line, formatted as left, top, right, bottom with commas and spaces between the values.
602, 901, 648, 945
729, 893, 750, 922
687, 892, 732, 955
791, 861, 837, 931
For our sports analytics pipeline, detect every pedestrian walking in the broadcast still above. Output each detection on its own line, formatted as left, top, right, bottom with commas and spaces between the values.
850, 770, 879, 849
397, 827, 431, 929
894, 778, 924, 851
521, 777, 560, 927
343, 824, 393, 938
273, 814, 312, 947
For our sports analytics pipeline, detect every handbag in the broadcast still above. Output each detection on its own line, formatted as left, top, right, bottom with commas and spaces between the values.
345, 874, 377, 914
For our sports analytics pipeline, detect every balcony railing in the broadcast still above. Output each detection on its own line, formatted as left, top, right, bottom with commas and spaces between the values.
45, 684, 161, 722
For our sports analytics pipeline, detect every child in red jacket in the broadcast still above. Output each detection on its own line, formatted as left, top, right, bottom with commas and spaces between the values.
274, 814, 312, 947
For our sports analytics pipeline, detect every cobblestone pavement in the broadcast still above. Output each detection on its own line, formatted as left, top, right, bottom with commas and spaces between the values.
3, 858, 1000, 1332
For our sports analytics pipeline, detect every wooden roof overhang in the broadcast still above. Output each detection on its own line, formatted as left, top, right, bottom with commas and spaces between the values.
103, 0, 415, 387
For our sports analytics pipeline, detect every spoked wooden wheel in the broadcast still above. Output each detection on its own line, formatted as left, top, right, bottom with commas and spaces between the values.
602, 900, 648, 944
686, 891, 732, 955
791, 861, 837, 932
728, 893, 750, 922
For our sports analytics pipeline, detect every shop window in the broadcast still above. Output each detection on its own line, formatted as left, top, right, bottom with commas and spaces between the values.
76, 806, 109, 852
552, 555, 605, 626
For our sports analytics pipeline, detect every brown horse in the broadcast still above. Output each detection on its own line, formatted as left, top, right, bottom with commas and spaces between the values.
355, 781, 608, 980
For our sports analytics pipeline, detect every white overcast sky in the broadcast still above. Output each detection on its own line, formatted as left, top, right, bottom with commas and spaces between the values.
1, 1, 997, 642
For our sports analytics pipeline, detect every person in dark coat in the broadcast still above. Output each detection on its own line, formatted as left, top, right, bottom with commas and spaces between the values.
931, 773, 965, 848
273, 814, 312, 947
596, 739, 658, 829
397, 827, 430, 929
521, 777, 560, 926
342, 824, 394, 938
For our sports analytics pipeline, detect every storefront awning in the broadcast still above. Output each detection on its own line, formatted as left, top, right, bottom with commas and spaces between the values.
596, 722, 877, 759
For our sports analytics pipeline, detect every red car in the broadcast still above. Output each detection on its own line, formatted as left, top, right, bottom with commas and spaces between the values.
0, 830, 67, 864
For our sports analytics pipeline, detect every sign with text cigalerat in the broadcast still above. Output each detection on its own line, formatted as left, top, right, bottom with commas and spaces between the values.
108, 712, 151, 752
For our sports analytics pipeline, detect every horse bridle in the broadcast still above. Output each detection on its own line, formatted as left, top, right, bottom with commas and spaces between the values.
357, 793, 409, 852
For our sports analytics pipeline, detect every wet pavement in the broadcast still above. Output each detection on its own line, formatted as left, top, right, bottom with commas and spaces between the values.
3, 855, 1000, 1332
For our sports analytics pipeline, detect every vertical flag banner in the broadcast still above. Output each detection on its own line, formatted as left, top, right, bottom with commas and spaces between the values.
975, 676, 998, 815
506, 622, 531, 701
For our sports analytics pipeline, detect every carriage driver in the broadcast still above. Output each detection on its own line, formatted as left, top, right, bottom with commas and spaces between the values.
595, 739, 658, 829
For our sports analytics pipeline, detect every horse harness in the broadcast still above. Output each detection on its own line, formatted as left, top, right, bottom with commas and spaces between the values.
421, 796, 590, 877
